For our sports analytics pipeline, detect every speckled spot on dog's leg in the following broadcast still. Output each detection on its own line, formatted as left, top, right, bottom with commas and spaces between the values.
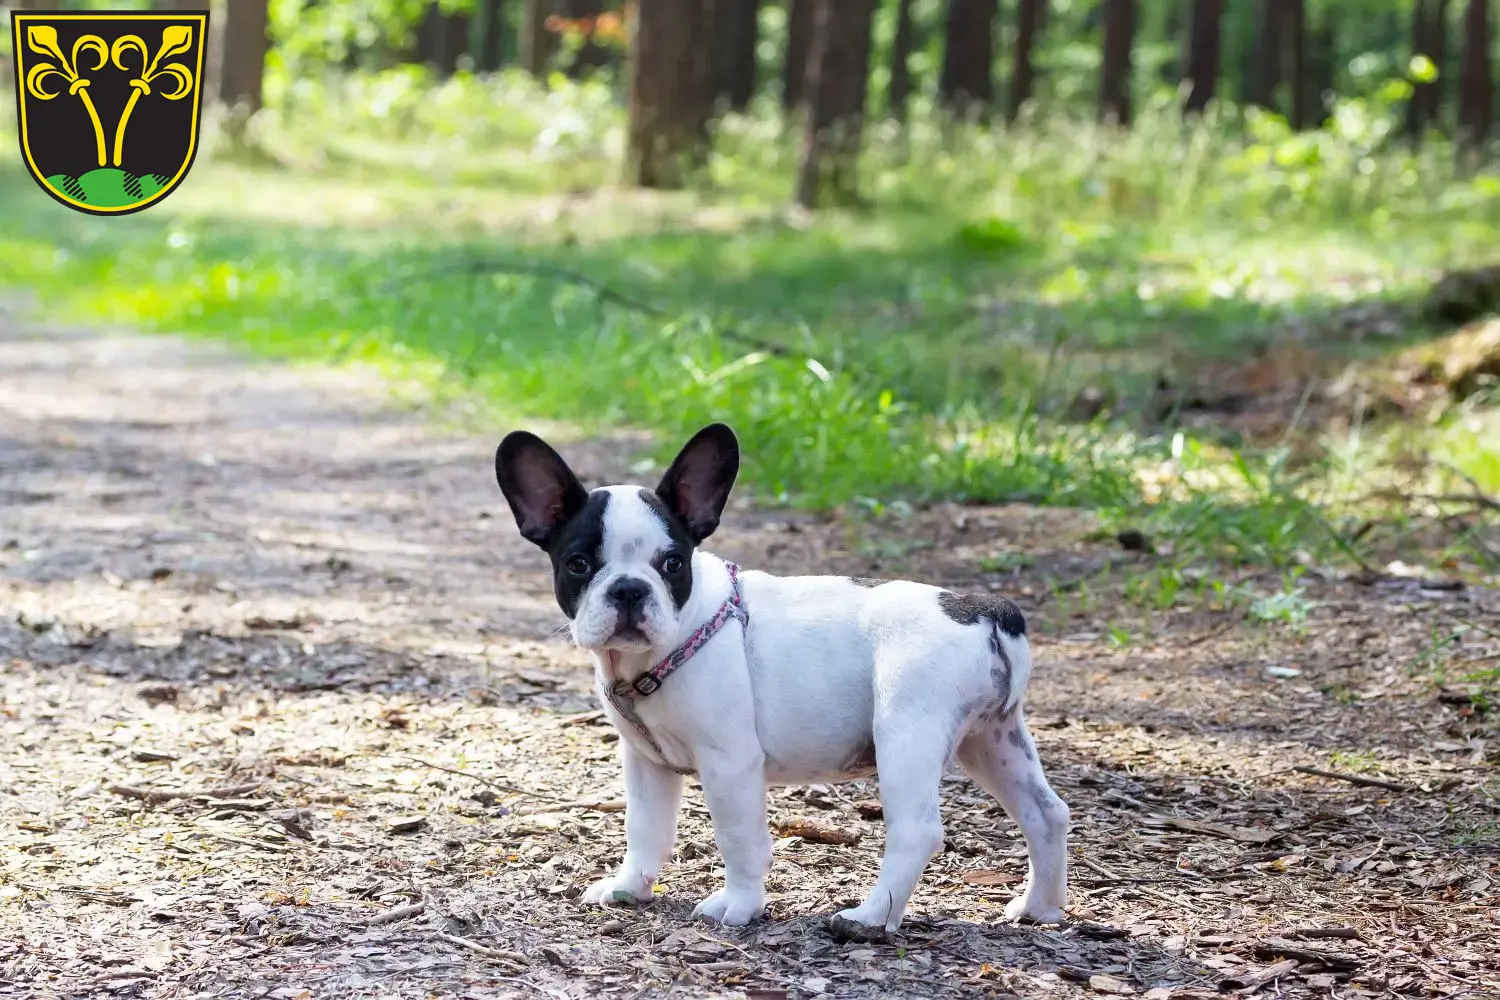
1006, 726, 1035, 761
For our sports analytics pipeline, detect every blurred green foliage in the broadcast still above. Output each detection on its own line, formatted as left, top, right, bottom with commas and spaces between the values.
1, 1, 1496, 579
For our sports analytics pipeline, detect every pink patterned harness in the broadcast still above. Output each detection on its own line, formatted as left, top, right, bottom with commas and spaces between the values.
602, 562, 747, 774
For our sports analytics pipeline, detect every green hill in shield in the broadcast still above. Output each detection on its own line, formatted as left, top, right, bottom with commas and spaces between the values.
45, 168, 171, 208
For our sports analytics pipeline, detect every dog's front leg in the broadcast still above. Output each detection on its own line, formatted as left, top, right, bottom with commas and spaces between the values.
691, 751, 771, 926
582, 741, 683, 907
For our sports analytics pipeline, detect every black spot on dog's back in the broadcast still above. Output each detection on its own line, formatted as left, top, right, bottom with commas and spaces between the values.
847, 577, 885, 588
939, 591, 1024, 700
937, 591, 1026, 637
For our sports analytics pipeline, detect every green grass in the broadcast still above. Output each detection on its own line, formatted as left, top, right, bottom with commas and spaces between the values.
1, 68, 1497, 575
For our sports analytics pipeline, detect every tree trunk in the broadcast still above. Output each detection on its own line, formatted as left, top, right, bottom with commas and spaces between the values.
1458, 0, 1492, 148
1287, 0, 1308, 127
888, 0, 916, 121
1159, 3, 1182, 83
715, 0, 760, 110
627, 0, 716, 188
219, 0, 269, 112
416, 5, 440, 64
1407, 0, 1432, 136
783, 0, 815, 110
1313, 13, 1335, 126
1008, 0, 1044, 121
1302, 5, 1338, 127
1407, 0, 1451, 138
521, 0, 555, 75
1182, 0, 1223, 116
795, 0, 876, 208
1248, 0, 1283, 110
558, 0, 609, 76
1098, 0, 1136, 125
940, 0, 998, 117
1427, 0, 1450, 131
417, 4, 472, 76
472, 0, 506, 72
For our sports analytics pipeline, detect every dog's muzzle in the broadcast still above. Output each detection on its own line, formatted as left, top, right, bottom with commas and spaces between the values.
604, 577, 654, 642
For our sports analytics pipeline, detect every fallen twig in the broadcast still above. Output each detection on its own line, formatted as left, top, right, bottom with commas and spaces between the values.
397, 755, 572, 804
558, 710, 606, 728
380, 259, 665, 315
109, 782, 261, 803
1292, 766, 1416, 793
1220, 958, 1299, 992
360, 902, 426, 926
510, 799, 626, 816
1287, 926, 1363, 941
1076, 857, 1185, 909
1146, 813, 1277, 844
378, 259, 794, 359
1254, 937, 1360, 971
772, 816, 861, 846
1370, 488, 1500, 513
199, 832, 291, 854
1446, 613, 1500, 643
433, 932, 527, 970
693, 931, 818, 974
1439, 462, 1500, 510
90, 969, 157, 985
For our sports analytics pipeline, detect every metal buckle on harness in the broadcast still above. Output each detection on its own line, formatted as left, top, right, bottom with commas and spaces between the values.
631, 673, 662, 696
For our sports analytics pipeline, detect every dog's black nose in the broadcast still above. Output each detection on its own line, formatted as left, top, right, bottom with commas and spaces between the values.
606, 578, 651, 616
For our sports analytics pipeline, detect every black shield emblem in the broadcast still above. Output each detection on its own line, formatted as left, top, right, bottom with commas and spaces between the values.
11, 10, 209, 216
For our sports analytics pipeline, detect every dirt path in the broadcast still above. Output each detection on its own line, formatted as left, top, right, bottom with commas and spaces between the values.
1, 314, 1496, 999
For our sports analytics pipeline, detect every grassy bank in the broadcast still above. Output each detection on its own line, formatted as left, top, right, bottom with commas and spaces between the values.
2, 69, 1497, 577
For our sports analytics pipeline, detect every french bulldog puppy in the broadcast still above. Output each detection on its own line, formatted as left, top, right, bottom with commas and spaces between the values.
495, 423, 1069, 932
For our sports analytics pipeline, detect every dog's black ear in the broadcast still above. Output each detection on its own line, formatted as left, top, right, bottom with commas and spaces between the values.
495, 432, 589, 548
655, 423, 739, 543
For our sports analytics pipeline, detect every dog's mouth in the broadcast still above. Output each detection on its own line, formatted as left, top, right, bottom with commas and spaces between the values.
602, 623, 653, 652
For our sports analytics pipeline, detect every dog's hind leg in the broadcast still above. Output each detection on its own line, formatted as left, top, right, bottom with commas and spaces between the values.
832, 713, 954, 933
956, 711, 1070, 923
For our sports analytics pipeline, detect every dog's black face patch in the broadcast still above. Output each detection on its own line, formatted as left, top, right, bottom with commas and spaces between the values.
637, 489, 697, 611
936, 591, 1026, 637
545, 490, 610, 619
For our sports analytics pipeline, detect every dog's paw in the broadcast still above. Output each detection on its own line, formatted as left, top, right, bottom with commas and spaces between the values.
581, 871, 655, 907
832, 903, 900, 935
692, 887, 765, 926
1003, 891, 1066, 925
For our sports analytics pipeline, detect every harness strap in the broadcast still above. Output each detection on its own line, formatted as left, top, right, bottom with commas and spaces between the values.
601, 562, 746, 774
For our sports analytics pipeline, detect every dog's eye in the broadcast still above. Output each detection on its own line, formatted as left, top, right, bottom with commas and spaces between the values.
566, 555, 591, 576
661, 555, 684, 574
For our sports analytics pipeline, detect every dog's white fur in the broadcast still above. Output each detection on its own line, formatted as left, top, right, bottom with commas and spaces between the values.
499, 432, 1070, 933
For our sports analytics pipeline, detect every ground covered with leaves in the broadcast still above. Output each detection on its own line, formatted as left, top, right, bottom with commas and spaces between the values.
1, 317, 1497, 999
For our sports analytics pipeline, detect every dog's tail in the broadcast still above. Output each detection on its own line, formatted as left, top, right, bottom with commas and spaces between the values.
989, 603, 1032, 718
